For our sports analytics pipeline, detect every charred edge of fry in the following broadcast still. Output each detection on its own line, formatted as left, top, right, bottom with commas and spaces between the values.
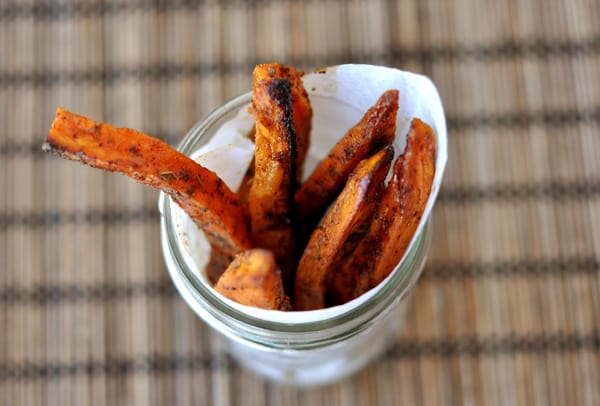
250, 76, 298, 292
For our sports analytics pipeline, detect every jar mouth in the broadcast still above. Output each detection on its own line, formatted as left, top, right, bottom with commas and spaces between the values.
159, 93, 429, 335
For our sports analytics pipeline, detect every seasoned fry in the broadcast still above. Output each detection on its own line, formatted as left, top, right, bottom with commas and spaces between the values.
294, 146, 394, 310
294, 89, 399, 222
249, 67, 299, 288
42, 107, 253, 262
214, 249, 291, 310
253, 63, 312, 181
329, 119, 436, 305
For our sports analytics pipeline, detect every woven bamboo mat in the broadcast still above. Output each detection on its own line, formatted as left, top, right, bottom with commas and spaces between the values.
1, 0, 599, 404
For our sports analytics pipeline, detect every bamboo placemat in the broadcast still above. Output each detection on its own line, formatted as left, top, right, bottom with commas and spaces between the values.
1, 0, 599, 404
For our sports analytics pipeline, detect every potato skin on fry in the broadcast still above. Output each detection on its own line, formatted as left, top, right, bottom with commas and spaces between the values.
294, 145, 394, 311
330, 119, 436, 305
214, 249, 291, 310
294, 89, 399, 222
42, 107, 253, 262
249, 68, 299, 288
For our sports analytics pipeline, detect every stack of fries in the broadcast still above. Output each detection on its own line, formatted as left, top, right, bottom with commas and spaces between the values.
42, 63, 436, 311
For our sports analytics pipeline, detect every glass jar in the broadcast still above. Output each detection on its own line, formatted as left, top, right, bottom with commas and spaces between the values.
159, 92, 433, 387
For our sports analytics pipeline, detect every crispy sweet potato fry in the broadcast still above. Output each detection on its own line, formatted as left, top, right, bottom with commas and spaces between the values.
294, 146, 394, 310
254, 63, 312, 181
294, 89, 399, 223
42, 107, 253, 262
329, 119, 436, 305
249, 67, 299, 288
214, 249, 291, 310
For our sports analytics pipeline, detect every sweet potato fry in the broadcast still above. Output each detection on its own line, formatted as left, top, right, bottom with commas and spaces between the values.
253, 63, 312, 181
294, 89, 399, 222
42, 107, 253, 262
249, 68, 298, 288
294, 146, 394, 310
329, 119, 436, 305
214, 249, 291, 310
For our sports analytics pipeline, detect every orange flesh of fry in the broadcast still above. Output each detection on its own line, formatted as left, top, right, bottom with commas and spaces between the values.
42, 107, 253, 261
330, 119, 436, 305
294, 89, 399, 222
294, 146, 394, 310
214, 249, 291, 310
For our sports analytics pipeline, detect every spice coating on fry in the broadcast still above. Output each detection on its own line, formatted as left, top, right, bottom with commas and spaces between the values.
253, 63, 312, 181
294, 146, 394, 310
42, 107, 253, 260
294, 89, 399, 223
330, 119, 436, 305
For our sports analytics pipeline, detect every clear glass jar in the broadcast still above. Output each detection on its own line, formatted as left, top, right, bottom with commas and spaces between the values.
158, 93, 433, 387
